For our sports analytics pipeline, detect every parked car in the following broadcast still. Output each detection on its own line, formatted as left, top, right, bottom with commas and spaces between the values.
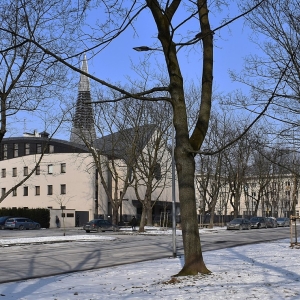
227, 218, 251, 230
276, 217, 290, 227
0, 216, 12, 230
83, 219, 119, 233
250, 217, 268, 229
266, 217, 278, 228
4, 217, 41, 230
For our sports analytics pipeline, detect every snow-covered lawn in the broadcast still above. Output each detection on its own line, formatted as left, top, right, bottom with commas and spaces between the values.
0, 228, 299, 299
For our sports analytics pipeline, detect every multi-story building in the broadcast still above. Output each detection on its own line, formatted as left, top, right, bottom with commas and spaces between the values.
240, 174, 299, 218
196, 172, 299, 220
0, 55, 177, 227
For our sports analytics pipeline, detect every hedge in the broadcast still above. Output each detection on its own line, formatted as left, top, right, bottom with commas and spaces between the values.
0, 208, 50, 228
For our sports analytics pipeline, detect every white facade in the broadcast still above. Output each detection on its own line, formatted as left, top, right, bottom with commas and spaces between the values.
0, 152, 99, 224
0, 131, 178, 226
195, 173, 300, 219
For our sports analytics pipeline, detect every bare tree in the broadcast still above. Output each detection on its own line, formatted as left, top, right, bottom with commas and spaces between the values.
2, 0, 268, 276
196, 113, 229, 227
76, 120, 136, 226
119, 100, 173, 231
0, 0, 80, 141
234, 0, 300, 148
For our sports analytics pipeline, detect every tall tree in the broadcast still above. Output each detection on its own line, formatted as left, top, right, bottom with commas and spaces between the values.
234, 0, 300, 148
0, 0, 80, 141
1, 0, 267, 276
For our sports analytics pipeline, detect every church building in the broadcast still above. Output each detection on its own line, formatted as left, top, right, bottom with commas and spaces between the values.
0, 55, 176, 227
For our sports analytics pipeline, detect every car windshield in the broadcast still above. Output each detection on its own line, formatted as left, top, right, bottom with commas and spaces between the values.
231, 219, 242, 224
251, 217, 259, 222
0, 217, 8, 222
277, 218, 285, 221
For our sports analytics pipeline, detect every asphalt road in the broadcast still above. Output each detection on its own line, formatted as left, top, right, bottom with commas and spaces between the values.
0, 226, 293, 284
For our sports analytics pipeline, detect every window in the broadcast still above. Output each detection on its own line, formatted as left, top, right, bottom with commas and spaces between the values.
12, 168, 17, 177
60, 184, 66, 194
13, 144, 18, 158
49, 145, 54, 153
67, 213, 74, 218
47, 185, 53, 195
48, 164, 53, 174
23, 186, 28, 196
1, 188, 6, 196
25, 143, 30, 155
2, 144, 7, 160
61, 163, 66, 173
37, 144, 42, 154
12, 188, 17, 196
35, 186, 40, 196
35, 165, 40, 175
24, 167, 28, 176
1, 168, 6, 178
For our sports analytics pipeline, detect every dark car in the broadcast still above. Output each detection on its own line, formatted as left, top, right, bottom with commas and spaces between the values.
227, 218, 251, 230
83, 219, 119, 233
276, 217, 290, 227
266, 217, 278, 228
0, 216, 12, 230
250, 217, 268, 229
4, 217, 41, 230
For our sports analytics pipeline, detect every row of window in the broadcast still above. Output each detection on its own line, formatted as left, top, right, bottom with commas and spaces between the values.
1, 184, 66, 197
1, 163, 66, 178
250, 190, 296, 197
2, 143, 55, 159
248, 181, 293, 189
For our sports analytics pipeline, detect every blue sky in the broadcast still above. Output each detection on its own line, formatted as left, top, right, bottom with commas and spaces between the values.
9, 2, 260, 140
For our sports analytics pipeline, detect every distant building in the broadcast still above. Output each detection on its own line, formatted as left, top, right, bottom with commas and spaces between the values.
0, 55, 178, 227
195, 172, 299, 220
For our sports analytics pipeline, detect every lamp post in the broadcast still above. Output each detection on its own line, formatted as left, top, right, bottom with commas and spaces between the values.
172, 120, 176, 258
133, 46, 162, 52
134, 45, 176, 257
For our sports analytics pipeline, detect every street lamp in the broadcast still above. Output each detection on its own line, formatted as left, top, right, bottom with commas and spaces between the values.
134, 45, 176, 257
171, 120, 176, 258
133, 46, 162, 52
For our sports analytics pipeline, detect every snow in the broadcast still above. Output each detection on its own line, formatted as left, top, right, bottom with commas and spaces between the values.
1, 227, 300, 300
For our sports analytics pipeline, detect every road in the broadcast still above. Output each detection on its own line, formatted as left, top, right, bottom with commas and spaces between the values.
0, 227, 293, 284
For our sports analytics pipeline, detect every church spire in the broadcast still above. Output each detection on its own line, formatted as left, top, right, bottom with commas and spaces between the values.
79, 53, 90, 91
70, 54, 96, 145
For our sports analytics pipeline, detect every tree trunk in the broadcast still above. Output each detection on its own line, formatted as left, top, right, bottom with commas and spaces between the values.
139, 206, 146, 232
234, 191, 240, 218
175, 149, 211, 276
112, 204, 119, 225
147, 0, 212, 276
209, 210, 215, 228
146, 202, 153, 226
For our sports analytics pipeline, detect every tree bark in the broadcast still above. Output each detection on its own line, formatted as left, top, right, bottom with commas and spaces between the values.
175, 150, 210, 275
139, 207, 146, 232
146, 202, 153, 226
147, 0, 212, 275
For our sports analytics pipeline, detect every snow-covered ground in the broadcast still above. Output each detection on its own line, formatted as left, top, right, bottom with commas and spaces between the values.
0, 227, 299, 299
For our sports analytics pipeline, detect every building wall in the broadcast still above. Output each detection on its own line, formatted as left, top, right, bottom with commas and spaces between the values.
239, 175, 300, 218
195, 173, 300, 219
0, 131, 178, 225
0, 153, 97, 222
